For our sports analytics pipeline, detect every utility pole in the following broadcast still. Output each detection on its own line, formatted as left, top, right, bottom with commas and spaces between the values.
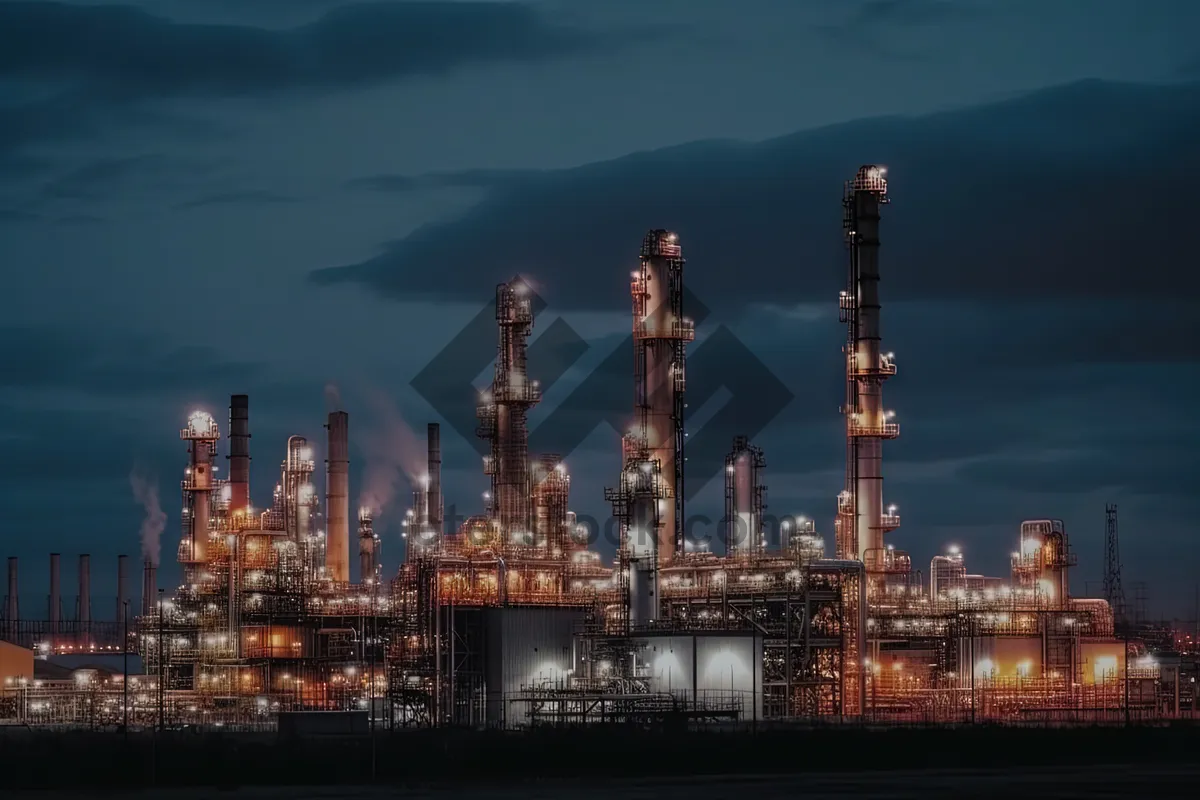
123, 600, 129, 738
1123, 627, 1131, 727
370, 576, 378, 781
969, 614, 976, 725
157, 589, 164, 732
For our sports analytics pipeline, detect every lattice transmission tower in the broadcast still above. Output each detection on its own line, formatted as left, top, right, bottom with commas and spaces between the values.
1103, 504, 1127, 631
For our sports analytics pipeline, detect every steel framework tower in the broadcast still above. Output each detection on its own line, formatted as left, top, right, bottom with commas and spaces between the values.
478, 277, 541, 544
1104, 504, 1127, 630
359, 507, 380, 583
180, 411, 220, 564
725, 436, 766, 557
631, 229, 693, 565
606, 437, 667, 627
835, 166, 900, 578
283, 436, 320, 579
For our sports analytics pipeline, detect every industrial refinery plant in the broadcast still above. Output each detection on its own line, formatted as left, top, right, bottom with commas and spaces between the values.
1, 167, 1190, 729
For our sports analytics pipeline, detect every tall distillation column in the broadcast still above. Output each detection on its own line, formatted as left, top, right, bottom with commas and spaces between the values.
358, 507, 379, 583
532, 456, 570, 555
325, 411, 350, 582
725, 436, 765, 557
606, 439, 666, 627
407, 422, 443, 555
836, 166, 899, 576
180, 411, 220, 565
227, 395, 251, 515
632, 230, 693, 565
427, 423, 443, 544
284, 436, 318, 576
478, 277, 541, 545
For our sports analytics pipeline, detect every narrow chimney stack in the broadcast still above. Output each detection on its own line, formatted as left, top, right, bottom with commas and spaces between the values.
427, 423, 443, 540
141, 559, 157, 617
116, 554, 128, 624
78, 554, 91, 630
325, 410, 350, 582
228, 394, 251, 513
5, 557, 17, 640
49, 553, 61, 633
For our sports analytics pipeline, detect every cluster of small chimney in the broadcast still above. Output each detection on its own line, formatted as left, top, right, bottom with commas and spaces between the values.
2, 553, 154, 632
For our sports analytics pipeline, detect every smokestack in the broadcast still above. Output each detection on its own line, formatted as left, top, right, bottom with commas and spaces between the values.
427, 423, 442, 540
5, 557, 17, 640
141, 559, 157, 616
325, 411, 350, 583
116, 554, 128, 624
78, 554, 91, 630
49, 553, 60, 633
228, 394, 251, 514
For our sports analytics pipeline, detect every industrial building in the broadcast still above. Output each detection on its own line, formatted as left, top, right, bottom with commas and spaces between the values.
0, 166, 1186, 728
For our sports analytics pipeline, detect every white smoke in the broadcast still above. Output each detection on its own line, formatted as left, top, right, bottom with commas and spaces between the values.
324, 382, 342, 412
356, 388, 427, 523
129, 468, 167, 567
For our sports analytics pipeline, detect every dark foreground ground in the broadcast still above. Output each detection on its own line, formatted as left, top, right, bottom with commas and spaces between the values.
7, 766, 1200, 799
2, 725, 1199, 792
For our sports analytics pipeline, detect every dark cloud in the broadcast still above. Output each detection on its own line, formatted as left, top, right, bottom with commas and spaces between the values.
345, 169, 527, 194
0, 324, 264, 397
956, 437, 1199, 499
41, 154, 166, 200
812, 0, 983, 62
0, 1, 603, 167
53, 213, 106, 225
0, 2, 599, 97
0, 89, 225, 175
174, 189, 296, 210
313, 80, 1200, 318
850, 0, 976, 26
0, 208, 39, 223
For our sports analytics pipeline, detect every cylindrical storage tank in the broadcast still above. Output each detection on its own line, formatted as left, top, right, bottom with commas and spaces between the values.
325, 411, 350, 582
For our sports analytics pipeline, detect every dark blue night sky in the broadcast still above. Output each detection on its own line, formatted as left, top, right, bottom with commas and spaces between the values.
1, 1, 1197, 616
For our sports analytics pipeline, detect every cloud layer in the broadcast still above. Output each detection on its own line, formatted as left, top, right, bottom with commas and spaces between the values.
0, 1, 601, 165
316, 79, 1200, 313
0, 2, 596, 97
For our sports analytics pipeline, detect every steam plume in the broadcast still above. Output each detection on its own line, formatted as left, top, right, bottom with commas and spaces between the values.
324, 382, 342, 412
357, 388, 426, 523
130, 467, 167, 567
